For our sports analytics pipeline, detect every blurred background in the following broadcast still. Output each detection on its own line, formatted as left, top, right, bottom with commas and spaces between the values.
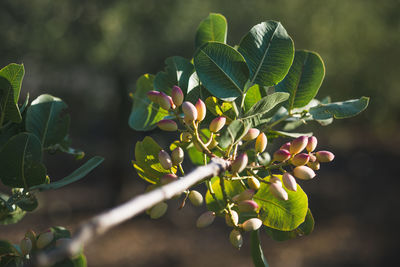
0, 0, 399, 266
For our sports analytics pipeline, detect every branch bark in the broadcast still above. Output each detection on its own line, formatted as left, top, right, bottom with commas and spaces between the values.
33, 157, 230, 266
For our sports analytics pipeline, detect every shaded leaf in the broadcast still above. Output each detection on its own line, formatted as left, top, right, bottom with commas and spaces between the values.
30, 156, 104, 191
194, 42, 249, 101
26, 94, 70, 148
238, 21, 294, 87
128, 74, 169, 131
270, 130, 313, 138
205, 96, 236, 122
0, 133, 46, 188
0, 194, 26, 225
276, 50, 325, 111
187, 129, 211, 165
217, 119, 251, 149
309, 96, 369, 120
195, 13, 227, 49
251, 230, 269, 267
0, 76, 21, 123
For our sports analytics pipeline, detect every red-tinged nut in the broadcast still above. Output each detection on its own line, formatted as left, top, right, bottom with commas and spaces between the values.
180, 132, 192, 142
269, 181, 289, 201
167, 95, 176, 109
182, 101, 198, 124
147, 91, 161, 103
196, 211, 215, 228
36, 229, 54, 249
306, 136, 318, 152
171, 147, 184, 165
291, 153, 310, 166
231, 153, 248, 174
150, 202, 168, 219
209, 116, 226, 132
195, 99, 206, 122
232, 189, 255, 202
158, 92, 172, 110
242, 128, 260, 141
225, 210, 239, 227
293, 166, 316, 180
238, 200, 259, 212
255, 133, 267, 153
158, 150, 172, 170
160, 173, 178, 185
248, 177, 260, 190
273, 149, 291, 162
242, 218, 263, 232
280, 142, 291, 151
307, 161, 320, 170
188, 190, 204, 206
20, 237, 32, 255
282, 172, 297, 192
171, 85, 184, 107
290, 136, 308, 155
229, 229, 243, 249
309, 153, 317, 162
157, 119, 178, 131
316, 151, 335, 162
269, 175, 282, 184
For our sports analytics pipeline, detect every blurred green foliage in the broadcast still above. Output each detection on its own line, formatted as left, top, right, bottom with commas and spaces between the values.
0, 0, 398, 139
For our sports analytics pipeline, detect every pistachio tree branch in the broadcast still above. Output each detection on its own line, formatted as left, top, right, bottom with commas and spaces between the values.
33, 157, 230, 267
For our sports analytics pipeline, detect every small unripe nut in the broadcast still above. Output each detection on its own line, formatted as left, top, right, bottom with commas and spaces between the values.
242, 128, 260, 141
316, 151, 335, 162
232, 189, 255, 202
160, 173, 178, 185
231, 153, 248, 174
180, 132, 192, 142
147, 91, 161, 103
158, 92, 172, 110
280, 142, 291, 151
188, 190, 204, 206
171, 147, 184, 165
290, 136, 308, 155
293, 166, 316, 180
255, 133, 267, 153
269, 180, 289, 201
307, 161, 320, 170
209, 116, 226, 132
273, 149, 291, 162
309, 153, 317, 162
229, 230, 243, 249
248, 177, 260, 190
150, 202, 168, 219
238, 200, 259, 212
242, 218, 263, 232
306, 136, 318, 152
20, 237, 32, 255
225, 210, 239, 227
36, 229, 54, 249
196, 211, 215, 228
195, 99, 206, 122
282, 172, 297, 192
158, 150, 172, 170
171, 85, 184, 107
291, 153, 310, 166
157, 119, 178, 131
182, 101, 198, 124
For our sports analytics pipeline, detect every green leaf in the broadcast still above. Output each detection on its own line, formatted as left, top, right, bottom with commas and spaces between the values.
187, 129, 211, 165
195, 13, 228, 49
10, 190, 38, 212
309, 97, 369, 120
51, 226, 72, 239
56, 135, 85, 160
205, 97, 236, 122
205, 177, 244, 213
0, 133, 46, 188
254, 175, 308, 231
243, 84, 262, 113
265, 208, 314, 241
0, 63, 24, 103
0, 240, 16, 256
26, 94, 70, 148
0, 76, 22, 124
154, 56, 194, 94
242, 92, 289, 127
194, 42, 250, 101
238, 21, 294, 87
0, 255, 24, 267
0, 194, 26, 225
270, 130, 313, 138
30, 157, 104, 191
185, 72, 212, 104
53, 253, 87, 267
217, 119, 251, 149
132, 137, 176, 184
128, 74, 169, 131
251, 230, 269, 267
276, 50, 325, 111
